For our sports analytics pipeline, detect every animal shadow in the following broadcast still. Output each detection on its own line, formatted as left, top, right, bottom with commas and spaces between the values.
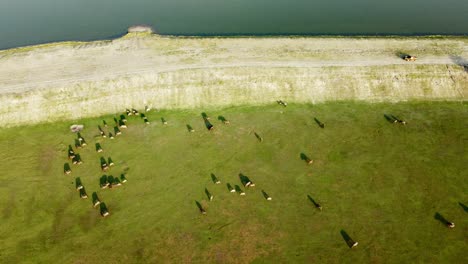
186, 124, 195, 132
314, 118, 325, 128
459, 202, 468, 213
340, 230, 358, 248
218, 115, 230, 124
300, 153, 313, 164
307, 195, 322, 210
211, 173, 220, 184
239, 173, 254, 187
195, 201, 206, 214
434, 212, 455, 227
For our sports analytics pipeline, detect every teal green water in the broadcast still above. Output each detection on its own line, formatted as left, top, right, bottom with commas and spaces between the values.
0, 0, 467, 49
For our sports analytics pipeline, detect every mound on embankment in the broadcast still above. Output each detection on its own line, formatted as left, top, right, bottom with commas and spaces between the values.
0, 34, 466, 127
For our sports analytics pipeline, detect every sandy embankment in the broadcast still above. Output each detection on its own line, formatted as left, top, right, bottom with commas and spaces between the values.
0, 33, 466, 127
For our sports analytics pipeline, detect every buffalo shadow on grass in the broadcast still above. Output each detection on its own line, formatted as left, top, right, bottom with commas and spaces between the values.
107, 175, 115, 185
254, 132, 263, 142
74, 139, 81, 148
100, 202, 109, 216
205, 188, 213, 200
234, 185, 244, 194
63, 163, 71, 174
195, 200, 206, 214
211, 173, 220, 184
218, 115, 228, 123
458, 202, 468, 213
75, 177, 83, 190
239, 173, 252, 187
300, 153, 313, 164
340, 230, 358, 248
79, 188, 88, 198
434, 212, 454, 227
186, 124, 194, 132
92, 192, 101, 206
95, 143, 103, 152
100, 157, 107, 166
384, 114, 396, 123
201, 113, 214, 130
261, 190, 271, 200
307, 195, 322, 210
100, 175, 108, 188
314, 118, 325, 128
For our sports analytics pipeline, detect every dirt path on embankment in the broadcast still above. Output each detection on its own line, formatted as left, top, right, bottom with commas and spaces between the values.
0, 34, 466, 126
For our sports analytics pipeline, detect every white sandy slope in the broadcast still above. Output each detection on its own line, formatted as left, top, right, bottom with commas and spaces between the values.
0, 34, 466, 127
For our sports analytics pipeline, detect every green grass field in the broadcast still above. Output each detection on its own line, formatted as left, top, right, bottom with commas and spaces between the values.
0, 102, 466, 263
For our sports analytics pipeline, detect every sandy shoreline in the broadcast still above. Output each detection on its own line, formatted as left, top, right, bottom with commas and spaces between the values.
0, 33, 466, 127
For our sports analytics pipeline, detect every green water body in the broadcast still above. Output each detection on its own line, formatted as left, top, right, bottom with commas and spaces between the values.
1, 0, 467, 50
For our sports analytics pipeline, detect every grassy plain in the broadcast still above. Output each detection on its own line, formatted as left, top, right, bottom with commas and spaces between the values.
0, 101, 466, 263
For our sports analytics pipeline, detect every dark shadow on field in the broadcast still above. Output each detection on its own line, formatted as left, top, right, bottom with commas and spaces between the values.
227, 183, 234, 192
239, 173, 253, 187
395, 51, 410, 60
102, 120, 107, 127
205, 188, 213, 200
202, 113, 214, 130
120, 114, 127, 121
314, 118, 325, 128
307, 195, 322, 210
211, 173, 220, 184
92, 192, 101, 207
261, 190, 271, 200
100, 175, 109, 188
113, 126, 121, 135
434, 212, 454, 227
254, 132, 263, 142
186, 124, 194, 132
195, 201, 206, 214
100, 202, 109, 217
218, 115, 229, 124
300, 153, 313, 164
108, 157, 114, 166
74, 139, 81, 148
63, 163, 71, 174
114, 117, 118, 124
100, 157, 107, 167
384, 114, 396, 123
79, 188, 88, 198
340, 230, 358, 248
95, 143, 103, 152
449, 55, 468, 72
107, 175, 115, 185
75, 177, 83, 190
234, 185, 244, 194
161, 117, 168, 124
72, 154, 82, 164
120, 173, 128, 183
68, 144, 75, 154
459, 202, 468, 213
